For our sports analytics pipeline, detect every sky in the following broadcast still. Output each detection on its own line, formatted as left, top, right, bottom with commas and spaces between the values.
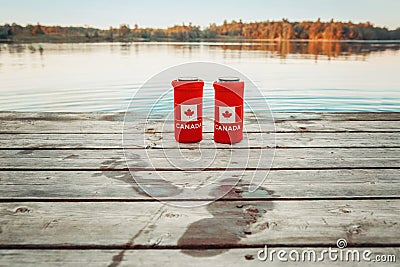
1, 0, 399, 30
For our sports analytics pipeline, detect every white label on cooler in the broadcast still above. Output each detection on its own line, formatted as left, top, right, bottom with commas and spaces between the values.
180, 104, 198, 122
217, 106, 236, 123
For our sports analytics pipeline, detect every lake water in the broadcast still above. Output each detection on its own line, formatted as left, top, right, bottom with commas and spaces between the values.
0, 41, 399, 112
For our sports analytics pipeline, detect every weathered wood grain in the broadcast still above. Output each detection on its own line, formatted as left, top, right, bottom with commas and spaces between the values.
0, 248, 398, 267
1, 111, 399, 121
0, 148, 398, 170
2, 119, 400, 134
0, 112, 398, 263
0, 200, 399, 247
0, 169, 398, 200
0, 132, 399, 149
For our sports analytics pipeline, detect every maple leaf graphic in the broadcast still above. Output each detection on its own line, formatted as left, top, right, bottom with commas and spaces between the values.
222, 110, 232, 119
184, 108, 194, 117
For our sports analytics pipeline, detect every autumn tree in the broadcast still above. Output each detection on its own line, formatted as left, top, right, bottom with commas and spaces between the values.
119, 24, 130, 37
32, 23, 44, 35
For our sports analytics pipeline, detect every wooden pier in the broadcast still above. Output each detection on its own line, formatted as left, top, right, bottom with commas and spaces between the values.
0, 112, 399, 266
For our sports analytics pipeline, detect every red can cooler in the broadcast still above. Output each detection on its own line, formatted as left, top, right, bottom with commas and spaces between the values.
172, 77, 204, 143
213, 77, 244, 144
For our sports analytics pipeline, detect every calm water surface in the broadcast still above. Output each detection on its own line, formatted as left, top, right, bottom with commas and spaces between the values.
0, 41, 399, 112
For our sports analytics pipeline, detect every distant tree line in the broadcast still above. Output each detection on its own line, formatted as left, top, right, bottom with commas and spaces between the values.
1, 19, 400, 42
208, 19, 400, 40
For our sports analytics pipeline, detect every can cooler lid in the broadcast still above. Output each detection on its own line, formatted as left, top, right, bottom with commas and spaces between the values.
218, 77, 240, 82
177, 77, 199, 81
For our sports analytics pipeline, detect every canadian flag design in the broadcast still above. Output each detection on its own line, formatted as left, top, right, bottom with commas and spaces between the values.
216, 106, 241, 123
177, 104, 198, 122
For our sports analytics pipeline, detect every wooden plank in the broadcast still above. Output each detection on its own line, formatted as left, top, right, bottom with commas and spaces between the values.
1, 111, 399, 121
0, 112, 128, 121
1, 169, 398, 185
276, 120, 400, 133
0, 148, 398, 170
2, 119, 400, 134
0, 248, 398, 266
0, 132, 399, 149
0, 169, 398, 200
1, 112, 399, 135
0, 200, 399, 246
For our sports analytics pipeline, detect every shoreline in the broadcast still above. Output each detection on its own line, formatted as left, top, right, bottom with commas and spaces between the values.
2, 37, 400, 45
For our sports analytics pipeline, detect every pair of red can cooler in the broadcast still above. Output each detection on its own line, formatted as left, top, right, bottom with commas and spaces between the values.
172, 77, 244, 144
